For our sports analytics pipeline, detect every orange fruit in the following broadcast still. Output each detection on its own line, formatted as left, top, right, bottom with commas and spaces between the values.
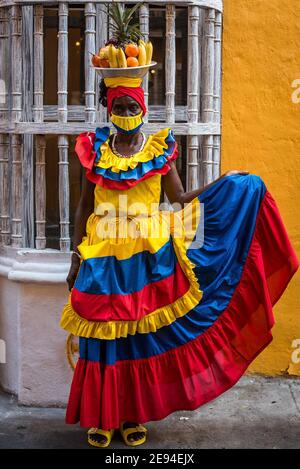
91, 54, 101, 67
127, 56, 139, 67
125, 43, 139, 58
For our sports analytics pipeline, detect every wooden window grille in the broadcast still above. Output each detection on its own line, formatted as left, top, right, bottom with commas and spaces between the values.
0, 0, 223, 251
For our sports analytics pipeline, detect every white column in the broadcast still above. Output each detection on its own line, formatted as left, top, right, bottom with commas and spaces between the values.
58, 2, 68, 123
58, 3, 70, 252
35, 136, 46, 249
213, 10, 222, 180
10, 5, 23, 248
96, 2, 108, 122
33, 5, 44, 123
140, 3, 150, 121
165, 4, 176, 124
0, 8, 10, 245
0, 135, 10, 245
0, 7, 9, 124
201, 8, 215, 186
187, 5, 200, 191
58, 135, 70, 252
85, 2, 96, 124
33, 5, 46, 249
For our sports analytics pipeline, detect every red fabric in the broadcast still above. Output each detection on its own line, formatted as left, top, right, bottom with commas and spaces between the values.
107, 86, 147, 116
65, 189, 300, 430
74, 132, 96, 171
74, 131, 178, 190
85, 163, 174, 190
71, 261, 190, 322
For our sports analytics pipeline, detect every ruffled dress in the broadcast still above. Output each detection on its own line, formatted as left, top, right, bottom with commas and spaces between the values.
60, 126, 299, 430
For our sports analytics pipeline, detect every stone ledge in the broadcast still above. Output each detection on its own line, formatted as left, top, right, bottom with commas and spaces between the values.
0, 246, 71, 283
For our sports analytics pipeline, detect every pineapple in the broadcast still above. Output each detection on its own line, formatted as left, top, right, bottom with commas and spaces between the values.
104, 3, 144, 48
92, 3, 153, 69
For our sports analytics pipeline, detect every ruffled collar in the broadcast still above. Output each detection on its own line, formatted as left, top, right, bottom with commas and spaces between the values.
93, 127, 172, 173
74, 126, 178, 190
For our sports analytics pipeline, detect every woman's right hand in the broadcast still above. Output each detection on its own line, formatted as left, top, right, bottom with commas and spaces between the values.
66, 258, 81, 292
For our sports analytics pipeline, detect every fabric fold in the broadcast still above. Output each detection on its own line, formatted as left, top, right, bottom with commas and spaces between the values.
65, 176, 299, 430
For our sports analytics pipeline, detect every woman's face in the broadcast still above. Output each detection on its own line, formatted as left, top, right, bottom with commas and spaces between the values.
111, 96, 142, 117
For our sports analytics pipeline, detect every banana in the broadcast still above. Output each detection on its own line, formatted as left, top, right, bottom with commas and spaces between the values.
139, 39, 146, 48
108, 44, 119, 68
145, 41, 153, 65
118, 48, 127, 68
138, 43, 147, 66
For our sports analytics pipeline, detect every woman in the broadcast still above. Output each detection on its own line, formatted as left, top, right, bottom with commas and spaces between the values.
61, 77, 299, 448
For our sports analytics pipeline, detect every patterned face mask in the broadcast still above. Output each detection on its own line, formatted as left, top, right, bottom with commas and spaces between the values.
110, 111, 144, 135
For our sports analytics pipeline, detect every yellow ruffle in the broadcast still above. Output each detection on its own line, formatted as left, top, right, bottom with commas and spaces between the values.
94, 127, 171, 173
60, 284, 202, 341
60, 223, 203, 340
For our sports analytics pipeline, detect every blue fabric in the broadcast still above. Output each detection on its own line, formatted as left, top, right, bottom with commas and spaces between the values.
93, 127, 176, 181
74, 236, 177, 295
79, 174, 267, 365
94, 127, 111, 163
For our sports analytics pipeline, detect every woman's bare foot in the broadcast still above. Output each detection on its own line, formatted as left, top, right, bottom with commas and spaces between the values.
88, 432, 108, 445
87, 428, 113, 446
122, 421, 146, 443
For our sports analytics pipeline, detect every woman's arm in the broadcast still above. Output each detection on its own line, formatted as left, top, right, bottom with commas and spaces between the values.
66, 173, 95, 291
162, 161, 249, 208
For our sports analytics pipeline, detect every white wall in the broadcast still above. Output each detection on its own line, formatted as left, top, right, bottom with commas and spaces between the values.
0, 246, 74, 406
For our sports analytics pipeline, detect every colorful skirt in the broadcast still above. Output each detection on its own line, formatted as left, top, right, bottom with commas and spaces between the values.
64, 174, 299, 430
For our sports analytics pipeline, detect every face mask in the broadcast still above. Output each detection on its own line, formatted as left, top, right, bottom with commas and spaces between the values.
110, 111, 144, 135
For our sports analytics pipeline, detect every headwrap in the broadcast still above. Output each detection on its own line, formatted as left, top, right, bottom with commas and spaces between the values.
107, 85, 147, 116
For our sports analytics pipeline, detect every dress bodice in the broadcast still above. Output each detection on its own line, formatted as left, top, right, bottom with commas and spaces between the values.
74, 125, 179, 241
93, 173, 162, 217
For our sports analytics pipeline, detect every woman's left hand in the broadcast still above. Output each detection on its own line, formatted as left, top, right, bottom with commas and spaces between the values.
222, 170, 250, 177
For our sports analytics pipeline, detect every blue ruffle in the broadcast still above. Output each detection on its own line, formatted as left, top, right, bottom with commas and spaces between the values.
92, 126, 176, 181
94, 127, 111, 164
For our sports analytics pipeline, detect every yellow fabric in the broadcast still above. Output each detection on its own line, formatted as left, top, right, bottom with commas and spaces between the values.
110, 111, 143, 132
94, 127, 171, 173
78, 210, 170, 261
60, 280, 202, 340
104, 77, 143, 88
87, 181, 201, 260
60, 128, 203, 340
60, 196, 202, 340
94, 173, 161, 222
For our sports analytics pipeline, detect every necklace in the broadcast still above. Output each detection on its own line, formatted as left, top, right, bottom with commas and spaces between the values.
111, 131, 147, 158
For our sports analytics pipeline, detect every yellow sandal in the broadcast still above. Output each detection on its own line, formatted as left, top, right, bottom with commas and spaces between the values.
119, 421, 148, 447
87, 427, 115, 448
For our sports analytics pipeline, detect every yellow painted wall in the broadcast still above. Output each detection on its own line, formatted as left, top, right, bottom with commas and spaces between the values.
221, 0, 300, 375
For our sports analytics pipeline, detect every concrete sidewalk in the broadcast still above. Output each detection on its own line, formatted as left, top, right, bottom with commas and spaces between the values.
0, 375, 299, 449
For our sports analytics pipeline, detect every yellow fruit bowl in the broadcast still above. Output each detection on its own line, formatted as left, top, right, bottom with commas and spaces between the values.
91, 61, 157, 79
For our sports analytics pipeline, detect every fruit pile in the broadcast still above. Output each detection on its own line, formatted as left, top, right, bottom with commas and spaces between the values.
92, 40, 153, 68
90, 3, 154, 69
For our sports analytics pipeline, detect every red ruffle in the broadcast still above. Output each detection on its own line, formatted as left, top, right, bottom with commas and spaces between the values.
71, 261, 190, 322
65, 190, 299, 430
75, 132, 96, 171
74, 132, 178, 190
